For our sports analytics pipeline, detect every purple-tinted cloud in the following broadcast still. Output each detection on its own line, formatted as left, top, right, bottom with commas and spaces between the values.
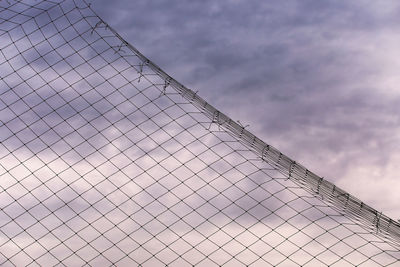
93, 0, 400, 220
1, 1, 399, 266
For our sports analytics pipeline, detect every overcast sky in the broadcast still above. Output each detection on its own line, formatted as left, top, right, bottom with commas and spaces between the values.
90, 0, 400, 220
0, 1, 399, 265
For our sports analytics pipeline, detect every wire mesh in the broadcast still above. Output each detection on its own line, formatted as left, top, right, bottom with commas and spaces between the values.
0, 0, 399, 266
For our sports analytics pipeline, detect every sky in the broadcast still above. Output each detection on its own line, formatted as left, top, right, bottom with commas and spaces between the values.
91, 0, 400, 220
0, 1, 399, 265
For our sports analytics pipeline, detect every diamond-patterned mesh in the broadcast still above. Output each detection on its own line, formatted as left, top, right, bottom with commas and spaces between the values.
1, 0, 400, 266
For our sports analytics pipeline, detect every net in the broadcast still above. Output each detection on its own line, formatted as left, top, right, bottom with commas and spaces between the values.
0, 0, 399, 266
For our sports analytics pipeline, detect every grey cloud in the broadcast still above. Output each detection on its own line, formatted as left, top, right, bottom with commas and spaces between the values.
1, 1, 400, 266
91, 0, 400, 220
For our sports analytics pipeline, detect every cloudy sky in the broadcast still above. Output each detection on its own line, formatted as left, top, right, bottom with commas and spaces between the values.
1, 1, 400, 265
91, 0, 400, 220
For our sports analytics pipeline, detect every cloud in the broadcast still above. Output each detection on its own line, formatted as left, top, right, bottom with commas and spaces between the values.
1, 1, 400, 266
92, 0, 400, 220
